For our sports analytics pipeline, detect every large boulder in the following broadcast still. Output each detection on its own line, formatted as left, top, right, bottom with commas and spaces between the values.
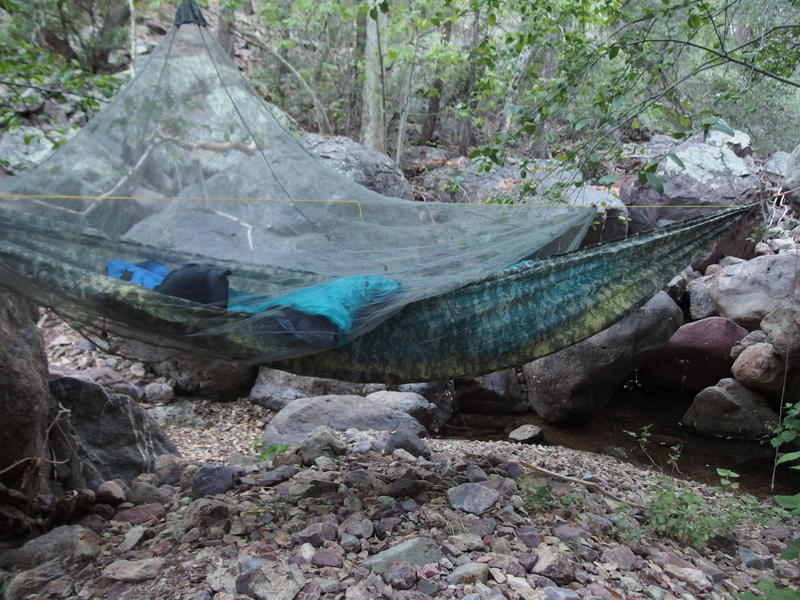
263, 395, 427, 446
701, 254, 800, 329
301, 133, 413, 199
386, 380, 455, 431
620, 129, 761, 234
248, 366, 377, 411
523, 292, 683, 422
682, 378, 779, 440
638, 317, 748, 392
49, 377, 178, 485
730, 342, 788, 399
454, 369, 529, 414
761, 308, 800, 368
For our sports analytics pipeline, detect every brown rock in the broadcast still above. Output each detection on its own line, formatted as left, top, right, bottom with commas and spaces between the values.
731, 342, 786, 397
114, 503, 166, 525
102, 558, 165, 582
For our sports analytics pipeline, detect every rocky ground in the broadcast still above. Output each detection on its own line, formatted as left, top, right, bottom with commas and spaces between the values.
0, 319, 798, 600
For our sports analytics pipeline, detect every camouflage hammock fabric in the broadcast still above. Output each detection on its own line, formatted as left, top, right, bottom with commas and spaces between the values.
0, 205, 749, 382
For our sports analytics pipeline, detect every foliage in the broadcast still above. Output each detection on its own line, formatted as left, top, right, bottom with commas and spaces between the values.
771, 402, 800, 516
738, 580, 800, 600
248, 439, 290, 464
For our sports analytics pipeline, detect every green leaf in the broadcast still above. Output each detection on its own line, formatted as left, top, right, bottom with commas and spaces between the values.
712, 121, 736, 136
574, 117, 590, 131
777, 450, 800, 465
598, 174, 618, 186
687, 14, 702, 29
774, 493, 800, 509
643, 162, 658, 174
608, 44, 619, 59
667, 153, 685, 169
487, 12, 496, 25
781, 539, 800, 559
645, 172, 664, 194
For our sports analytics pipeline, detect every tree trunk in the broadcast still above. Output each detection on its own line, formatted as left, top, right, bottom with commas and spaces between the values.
457, 9, 483, 156
419, 21, 451, 145
360, 11, 386, 154
531, 35, 558, 159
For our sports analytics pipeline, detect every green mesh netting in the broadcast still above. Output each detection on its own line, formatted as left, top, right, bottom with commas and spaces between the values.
0, 1, 598, 363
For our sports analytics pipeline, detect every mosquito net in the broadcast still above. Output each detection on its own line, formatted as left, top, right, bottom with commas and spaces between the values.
0, 0, 595, 363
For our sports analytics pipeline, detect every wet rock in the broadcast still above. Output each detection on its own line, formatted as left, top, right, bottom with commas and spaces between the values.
0, 525, 98, 570
366, 391, 437, 429
384, 430, 431, 459
191, 464, 242, 498
264, 395, 426, 446
731, 342, 788, 398
638, 317, 748, 391
447, 483, 500, 514
454, 369, 529, 414
508, 424, 544, 443
362, 537, 443, 573
102, 558, 165, 582
297, 425, 347, 465
683, 378, 779, 440
114, 503, 166, 525
524, 292, 682, 422
383, 560, 418, 589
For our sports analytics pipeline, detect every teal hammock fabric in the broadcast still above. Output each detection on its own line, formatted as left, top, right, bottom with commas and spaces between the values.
0, 205, 750, 382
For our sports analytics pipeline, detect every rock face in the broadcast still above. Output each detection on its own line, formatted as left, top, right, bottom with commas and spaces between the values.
620, 129, 760, 233
638, 317, 748, 391
301, 133, 413, 199
682, 378, 779, 440
454, 369, 528, 414
263, 395, 427, 446
0, 293, 50, 491
49, 377, 178, 484
524, 292, 683, 422
700, 254, 800, 329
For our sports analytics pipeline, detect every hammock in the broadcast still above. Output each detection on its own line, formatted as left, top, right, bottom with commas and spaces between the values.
0, 1, 749, 382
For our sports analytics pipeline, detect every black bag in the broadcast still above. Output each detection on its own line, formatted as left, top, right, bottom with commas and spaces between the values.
154, 263, 231, 307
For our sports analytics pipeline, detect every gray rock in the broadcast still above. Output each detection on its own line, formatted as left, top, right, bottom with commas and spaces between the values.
738, 546, 773, 570
191, 464, 242, 498
384, 430, 431, 459
683, 378, 779, 440
383, 560, 418, 589
365, 391, 437, 429
114, 503, 166, 525
144, 382, 175, 403
524, 292, 682, 422
705, 254, 800, 328
362, 537, 443, 573
447, 562, 490, 584
249, 366, 369, 410
3, 559, 64, 600
294, 522, 338, 546
761, 308, 800, 368
148, 404, 206, 427
102, 558, 165, 582
447, 483, 500, 514
48, 365, 144, 401
531, 546, 575, 585
259, 465, 298, 486
301, 133, 413, 199
388, 381, 455, 430
0, 525, 98, 570
785, 143, 800, 205
49, 377, 177, 485
688, 276, 717, 320
96, 480, 126, 505
731, 342, 788, 398
455, 369, 528, 414
296, 425, 347, 465
508, 424, 544, 443
122, 340, 257, 400
765, 151, 790, 177
127, 480, 170, 505
263, 395, 426, 446
730, 330, 770, 360
118, 525, 147, 553
0, 126, 58, 173
621, 128, 760, 233
182, 498, 229, 530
